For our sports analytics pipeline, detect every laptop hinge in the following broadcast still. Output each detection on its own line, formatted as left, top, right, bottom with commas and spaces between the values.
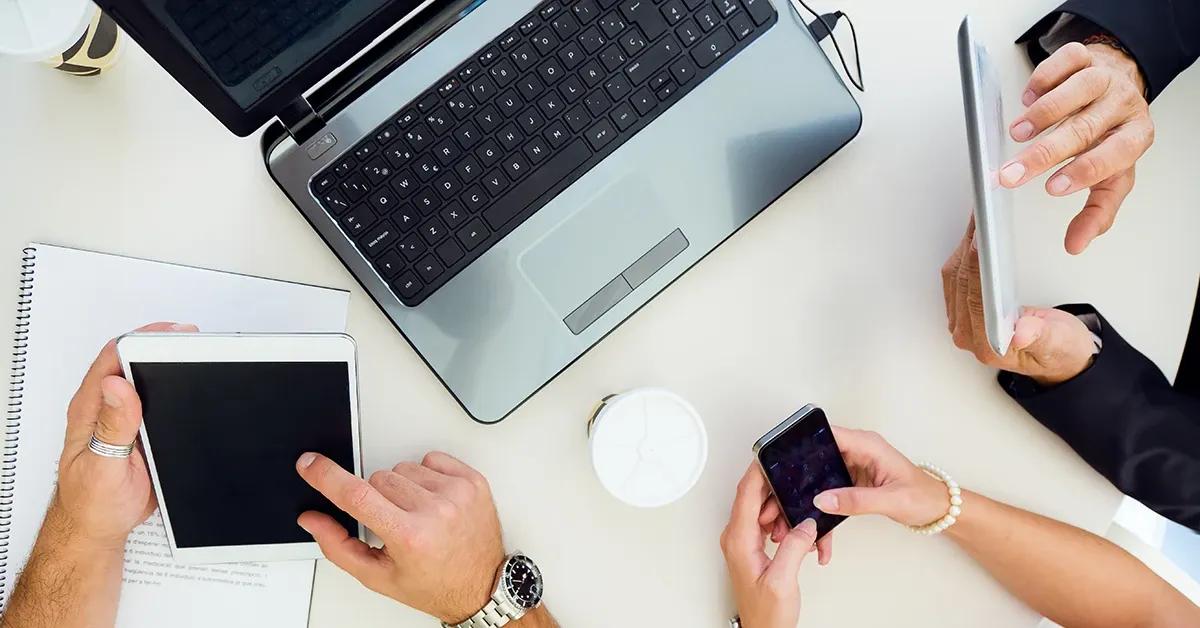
277, 96, 325, 146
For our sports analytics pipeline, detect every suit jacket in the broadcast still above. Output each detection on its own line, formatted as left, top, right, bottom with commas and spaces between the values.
1002, 1, 1200, 532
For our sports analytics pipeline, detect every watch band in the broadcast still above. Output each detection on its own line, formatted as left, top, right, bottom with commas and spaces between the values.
729, 615, 742, 628
442, 593, 522, 628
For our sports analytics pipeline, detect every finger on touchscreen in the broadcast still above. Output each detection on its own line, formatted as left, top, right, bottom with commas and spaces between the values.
296, 453, 403, 535
298, 510, 387, 577
816, 533, 833, 566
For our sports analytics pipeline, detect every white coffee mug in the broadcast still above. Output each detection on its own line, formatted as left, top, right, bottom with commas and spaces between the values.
0, 1, 121, 75
587, 388, 708, 508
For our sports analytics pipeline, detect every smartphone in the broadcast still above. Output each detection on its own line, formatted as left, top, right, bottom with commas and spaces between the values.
753, 405, 853, 539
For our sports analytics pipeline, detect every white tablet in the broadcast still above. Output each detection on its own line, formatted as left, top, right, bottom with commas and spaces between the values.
959, 16, 1020, 356
116, 333, 363, 564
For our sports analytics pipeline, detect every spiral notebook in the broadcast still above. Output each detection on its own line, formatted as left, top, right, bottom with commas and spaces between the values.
1, 243, 351, 626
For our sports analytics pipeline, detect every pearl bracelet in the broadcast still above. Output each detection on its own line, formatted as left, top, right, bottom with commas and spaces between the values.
908, 463, 963, 536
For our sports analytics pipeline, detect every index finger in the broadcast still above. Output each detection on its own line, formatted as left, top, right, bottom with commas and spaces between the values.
1024, 42, 1093, 104
297, 453, 407, 536
729, 462, 770, 535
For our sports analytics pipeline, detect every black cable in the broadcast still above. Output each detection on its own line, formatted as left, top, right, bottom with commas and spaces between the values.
791, 0, 865, 92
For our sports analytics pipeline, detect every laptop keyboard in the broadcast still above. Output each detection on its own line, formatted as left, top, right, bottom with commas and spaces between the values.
311, 0, 779, 307
167, 0, 352, 86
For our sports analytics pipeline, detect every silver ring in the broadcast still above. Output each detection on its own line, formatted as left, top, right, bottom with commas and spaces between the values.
88, 434, 134, 459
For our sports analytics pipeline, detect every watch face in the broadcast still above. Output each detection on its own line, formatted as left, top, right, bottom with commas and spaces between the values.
502, 554, 544, 609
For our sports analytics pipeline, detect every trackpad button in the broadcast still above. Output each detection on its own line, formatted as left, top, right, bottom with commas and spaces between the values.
520, 179, 677, 317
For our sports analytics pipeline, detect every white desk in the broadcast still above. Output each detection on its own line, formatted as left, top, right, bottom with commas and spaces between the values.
2, 1, 1198, 626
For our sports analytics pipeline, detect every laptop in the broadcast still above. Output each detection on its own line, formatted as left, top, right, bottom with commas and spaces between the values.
96, 0, 862, 423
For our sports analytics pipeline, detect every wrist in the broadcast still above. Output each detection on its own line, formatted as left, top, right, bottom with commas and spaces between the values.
40, 500, 129, 558
511, 606, 556, 628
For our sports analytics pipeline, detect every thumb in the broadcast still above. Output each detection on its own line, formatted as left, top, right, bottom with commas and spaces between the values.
1011, 312, 1055, 358
765, 518, 817, 583
813, 487, 890, 517
93, 376, 143, 448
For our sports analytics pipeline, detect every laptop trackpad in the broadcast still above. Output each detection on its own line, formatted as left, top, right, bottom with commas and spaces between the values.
520, 179, 686, 332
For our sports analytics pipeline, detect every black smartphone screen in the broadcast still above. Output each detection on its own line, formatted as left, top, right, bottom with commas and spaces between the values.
757, 408, 853, 538
132, 361, 357, 548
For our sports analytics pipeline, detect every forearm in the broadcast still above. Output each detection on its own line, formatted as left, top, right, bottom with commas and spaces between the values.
947, 491, 1199, 627
0, 505, 126, 628
513, 606, 558, 628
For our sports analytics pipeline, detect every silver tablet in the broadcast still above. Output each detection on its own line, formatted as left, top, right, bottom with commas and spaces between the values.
958, 15, 1019, 356
117, 332, 364, 564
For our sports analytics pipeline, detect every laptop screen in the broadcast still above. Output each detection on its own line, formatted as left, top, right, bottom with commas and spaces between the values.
142, 0, 428, 109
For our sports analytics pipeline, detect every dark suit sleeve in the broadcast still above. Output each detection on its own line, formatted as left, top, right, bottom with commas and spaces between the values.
1016, 0, 1200, 102
999, 305, 1200, 532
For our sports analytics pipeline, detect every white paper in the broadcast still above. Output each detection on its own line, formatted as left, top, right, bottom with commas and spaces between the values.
2, 243, 350, 628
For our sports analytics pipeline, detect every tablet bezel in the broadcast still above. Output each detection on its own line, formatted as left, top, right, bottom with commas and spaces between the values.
958, 16, 1020, 356
116, 332, 363, 564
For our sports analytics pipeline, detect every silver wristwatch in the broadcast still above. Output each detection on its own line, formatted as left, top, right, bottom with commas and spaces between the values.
441, 552, 544, 628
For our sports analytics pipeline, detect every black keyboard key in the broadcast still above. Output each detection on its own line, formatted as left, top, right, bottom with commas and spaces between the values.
320, 189, 352, 215
396, 108, 419, 127
503, 153, 532, 180
715, 0, 741, 17
625, 34, 683, 84
518, 108, 545, 133
729, 12, 754, 39
564, 105, 591, 132
414, 156, 443, 182
456, 156, 483, 182
333, 158, 355, 177
683, 0, 708, 8
413, 189, 441, 215
397, 233, 427, 260
374, 124, 399, 146
598, 13, 627, 38
360, 221, 400, 257
544, 121, 572, 147
416, 92, 440, 112
498, 30, 520, 50
483, 139, 590, 231
744, 0, 774, 25
537, 92, 567, 118
385, 143, 416, 169
446, 92, 476, 119
478, 46, 501, 65
538, 59, 565, 84
393, 272, 423, 300
518, 15, 541, 35
649, 71, 672, 91
419, 217, 449, 245
559, 42, 587, 69
456, 122, 482, 150
578, 26, 608, 54
523, 137, 552, 164
392, 169, 419, 194
436, 239, 465, 267
476, 105, 504, 133
599, 45, 628, 71
436, 76, 461, 96
661, 0, 687, 24
586, 119, 618, 150
540, 3, 564, 19
341, 205, 376, 235
434, 173, 462, 199
532, 29, 558, 55
517, 75, 544, 101
377, 250, 406, 278
433, 138, 461, 166
692, 26, 734, 67
670, 56, 697, 84
368, 185, 401, 213
457, 218, 491, 251
620, 0, 668, 39
340, 173, 370, 201
483, 170, 510, 196
498, 124, 525, 150
468, 76, 498, 103
550, 12, 580, 39
415, 256, 445, 284
656, 82, 677, 101
579, 60, 607, 86
612, 103, 639, 130
620, 27, 647, 56
560, 75, 587, 102
313, 172, 337, 193
677, 18, 702, 45
631, 87, 656, 115
574, 0, 601, 23
496, 90, 523, 116
441, 201, 470, 228
489, 59, 518, 86
362, 157, 392, 184
458, 61, 483, 82
354, 141, 377, 160
395, 204, 421, 230
696, 6, 720, 31
510, 43, 538, 71
462, 185, 489, 211
426, 108, 454, 134
584, 91, 612, 116
476, 139, 504, 167
404, 124, 434, 151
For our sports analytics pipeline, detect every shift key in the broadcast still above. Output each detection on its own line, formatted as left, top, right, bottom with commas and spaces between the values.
692, 27, 735, 68
624, 35, 683, 85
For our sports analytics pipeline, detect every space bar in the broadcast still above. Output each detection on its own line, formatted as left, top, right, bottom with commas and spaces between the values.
482, 139, 591, 231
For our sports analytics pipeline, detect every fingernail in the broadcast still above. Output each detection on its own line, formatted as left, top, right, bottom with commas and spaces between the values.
1011, 120, 1035, 141
971, 232, 979, 252
813, 493, 837, 512
297, 452, 317, 469
798, 518, 818, 536
170, 323, 199, 332
297, 518, 312, 534
1000, 162, 1026, 186
1048, 174, 1072, 195
1022, 89, 1037, 107
101, 387, 122, 408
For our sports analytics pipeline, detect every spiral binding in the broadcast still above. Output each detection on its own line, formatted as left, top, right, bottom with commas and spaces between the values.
0, 247, 35, 603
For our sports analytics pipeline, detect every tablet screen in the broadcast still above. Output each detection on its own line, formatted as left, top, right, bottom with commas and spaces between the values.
132, 361, 357, 548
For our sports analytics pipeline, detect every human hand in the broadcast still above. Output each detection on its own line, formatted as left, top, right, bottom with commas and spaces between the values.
720, 463, 818, 628
52, 322, 198, 551
296, 451, 507, 624
942, 216, 1096, 386
1000, 41, 1153, 254
811, 427, 948, 527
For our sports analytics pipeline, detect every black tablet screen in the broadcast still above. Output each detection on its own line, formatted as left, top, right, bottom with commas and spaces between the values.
132, 362, 356, 548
